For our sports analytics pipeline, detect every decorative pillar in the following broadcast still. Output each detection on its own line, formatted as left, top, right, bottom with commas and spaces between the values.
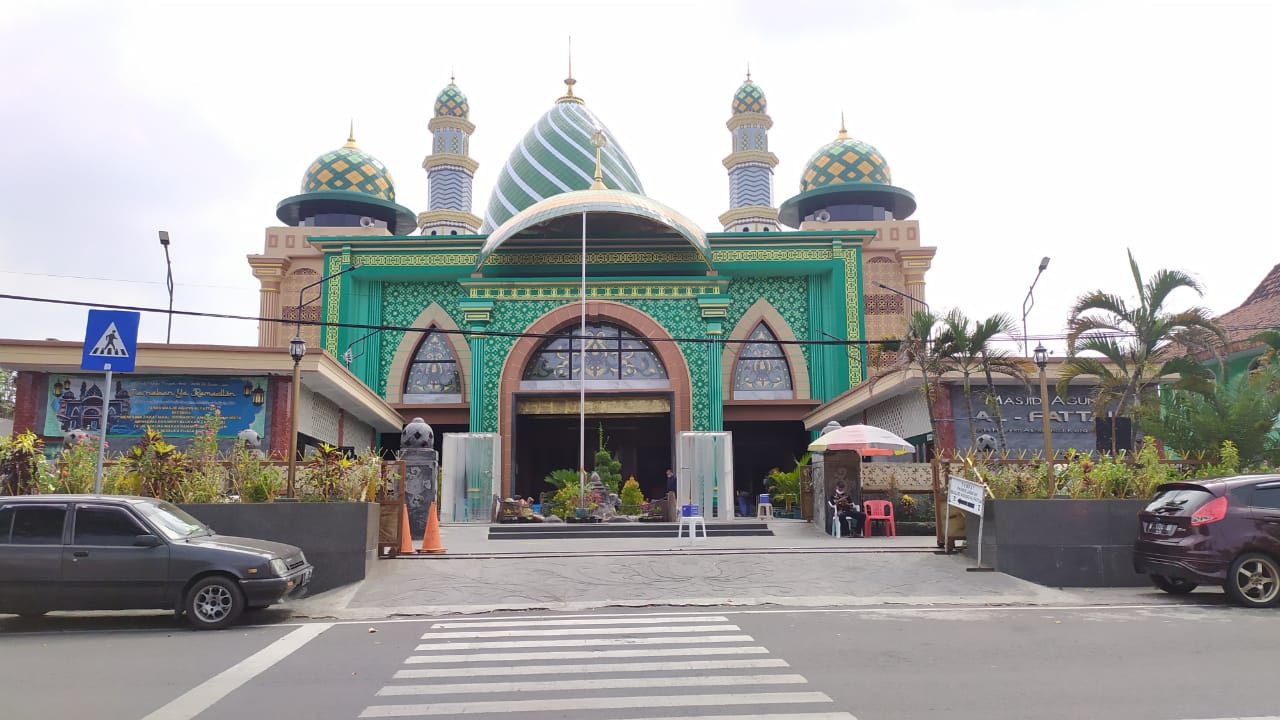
399, 418, 438, 538
698, 295, 732, 432
898, 248, 936, 317
718, 73, 779, 232
460, 299, 494, 431
248, 256, 289, 348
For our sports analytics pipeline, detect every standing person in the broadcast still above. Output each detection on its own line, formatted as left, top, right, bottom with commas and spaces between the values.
831, 480, 866, 538
665, 468, 677, 498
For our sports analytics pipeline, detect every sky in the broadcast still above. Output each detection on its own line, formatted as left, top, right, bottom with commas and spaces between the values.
1, 0, 1276, 355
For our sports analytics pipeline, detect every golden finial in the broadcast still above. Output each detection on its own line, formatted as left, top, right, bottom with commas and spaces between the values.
345, 119, 358, 148
558, 36, 583, 103
836, 111, 848, 140
589, 128, 607, 190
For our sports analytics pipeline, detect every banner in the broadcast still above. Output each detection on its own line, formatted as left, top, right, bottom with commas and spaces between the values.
46, 375, 267, 437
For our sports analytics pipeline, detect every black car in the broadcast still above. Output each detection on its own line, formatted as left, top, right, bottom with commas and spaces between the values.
1134, 474, 1280, 608
0, 495, 312, 629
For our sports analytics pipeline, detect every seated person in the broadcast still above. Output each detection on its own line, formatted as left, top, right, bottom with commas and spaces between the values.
831, 481, 866, 538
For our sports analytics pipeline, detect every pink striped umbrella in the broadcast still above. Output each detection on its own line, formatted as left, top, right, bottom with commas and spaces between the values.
807, 424, 914, 456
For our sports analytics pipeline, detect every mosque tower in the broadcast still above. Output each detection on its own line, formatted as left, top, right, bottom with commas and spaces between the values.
718, 70, 779, 233
419, 77, 482, 235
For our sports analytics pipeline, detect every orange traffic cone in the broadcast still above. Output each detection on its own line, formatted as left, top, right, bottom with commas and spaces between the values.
417, 501, 447, 554
398, 502, 415, 556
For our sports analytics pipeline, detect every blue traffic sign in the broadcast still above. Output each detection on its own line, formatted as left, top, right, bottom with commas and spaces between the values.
81, 309, 140, 372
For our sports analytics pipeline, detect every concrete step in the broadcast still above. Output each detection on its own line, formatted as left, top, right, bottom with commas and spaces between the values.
487, 521, 774, 539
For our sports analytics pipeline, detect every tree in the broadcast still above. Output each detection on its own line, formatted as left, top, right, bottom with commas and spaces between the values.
0, 366, 15, 419
1140, 363, 1280, 466
1060, 250, 1222, 449
898, 309, 954, 453
937, 310, 1032, 451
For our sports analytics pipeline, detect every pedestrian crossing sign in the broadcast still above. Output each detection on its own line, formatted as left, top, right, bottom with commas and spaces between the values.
81, 309, 140, 372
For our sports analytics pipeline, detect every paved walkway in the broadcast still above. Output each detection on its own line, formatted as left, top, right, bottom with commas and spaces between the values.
287, 520, 1176, 620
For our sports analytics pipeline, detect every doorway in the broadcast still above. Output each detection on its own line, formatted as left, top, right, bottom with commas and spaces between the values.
725, 420, 811, 500
513, 410, 672, 501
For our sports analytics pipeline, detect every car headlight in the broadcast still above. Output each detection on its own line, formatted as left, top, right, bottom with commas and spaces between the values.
270, 558, 289, 577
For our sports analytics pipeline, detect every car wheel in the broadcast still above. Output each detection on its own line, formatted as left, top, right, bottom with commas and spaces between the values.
1225, 553, 1280, 608
1150, 574, 1198, 594
184, 576, 244, 630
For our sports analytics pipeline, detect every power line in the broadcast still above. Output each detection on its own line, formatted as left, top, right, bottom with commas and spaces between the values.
0, 269, 254, 291
0, 292, 1275, 348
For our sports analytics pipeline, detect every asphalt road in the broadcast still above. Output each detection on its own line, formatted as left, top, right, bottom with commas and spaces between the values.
2, 599, 1278, 720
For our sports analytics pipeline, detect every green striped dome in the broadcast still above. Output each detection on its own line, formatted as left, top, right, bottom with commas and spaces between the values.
434, 83, 469, 118
301, 140, 397, 202
481, 98, 644, 232
732, 80, 767, 114
800, 133, 891, 191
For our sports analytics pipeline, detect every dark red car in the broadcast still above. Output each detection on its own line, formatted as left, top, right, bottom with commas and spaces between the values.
1134, 474, 1280, 608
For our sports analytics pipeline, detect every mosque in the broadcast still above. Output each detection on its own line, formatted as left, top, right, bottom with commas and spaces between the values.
247, 67, 936, 503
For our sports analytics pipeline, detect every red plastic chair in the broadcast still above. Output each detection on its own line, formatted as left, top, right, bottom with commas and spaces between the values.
863, 500, 896, 537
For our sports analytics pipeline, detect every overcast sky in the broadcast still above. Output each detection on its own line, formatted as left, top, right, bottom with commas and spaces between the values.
1, 0, 1275, 354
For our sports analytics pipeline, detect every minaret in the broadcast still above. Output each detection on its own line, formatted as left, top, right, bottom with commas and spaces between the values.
419, 75, 481, 236
719, 68, 779, 232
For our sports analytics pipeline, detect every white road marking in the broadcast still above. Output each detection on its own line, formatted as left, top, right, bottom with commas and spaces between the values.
404, 645, 769, 663
139, 623, 331, 720
429, 615, 730, 628
378, 673, 808, 695
359, 691, 834, 717
421, 623, 739, 639
414, 633, 754, 651
1178, 717, 1280, 720
393, 657, 788, 678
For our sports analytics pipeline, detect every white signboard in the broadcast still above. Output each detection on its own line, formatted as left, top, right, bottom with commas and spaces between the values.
947, 475, 986, 516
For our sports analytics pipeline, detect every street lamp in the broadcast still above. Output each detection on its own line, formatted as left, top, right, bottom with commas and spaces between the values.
285, 262, 361, 497
875, 281, 930, 312
159, 231, 174, 343
287, 334, 306, 497
1021, 257, 1050, 356
1033, 343, 1056, 495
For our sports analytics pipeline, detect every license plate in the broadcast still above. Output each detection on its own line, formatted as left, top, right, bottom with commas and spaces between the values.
1145, 521, 1176, 536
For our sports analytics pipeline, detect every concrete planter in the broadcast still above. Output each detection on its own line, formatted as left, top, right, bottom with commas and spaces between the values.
179, 502, 379, 595
963, 498, 1149, 587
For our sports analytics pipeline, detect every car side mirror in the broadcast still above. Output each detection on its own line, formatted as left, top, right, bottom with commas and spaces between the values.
133, 534, 163, 547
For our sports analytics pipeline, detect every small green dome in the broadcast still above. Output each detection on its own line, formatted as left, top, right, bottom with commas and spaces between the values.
434, 83, 469, 119
732, 80, 766, 114
301, 138, 396, 202
800, 131, 891, 191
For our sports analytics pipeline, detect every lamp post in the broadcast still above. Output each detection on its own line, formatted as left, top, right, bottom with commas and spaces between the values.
875, 281, 929, 312
286, 262, 361, 497
1033, 344, 1056, 495
159, 231, 174, 343
286, 335, 306, 497
1021, 257, 1050, 356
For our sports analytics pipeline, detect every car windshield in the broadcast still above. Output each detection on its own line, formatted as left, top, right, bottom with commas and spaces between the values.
134, 501, 211, 540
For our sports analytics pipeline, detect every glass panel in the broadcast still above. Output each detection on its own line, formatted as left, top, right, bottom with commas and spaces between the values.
734, 324, 793, 392
135, 501, 209, 540
405, 330, 461, 395
12, 506, 66, 545
0, 506, 12, 544
73, 507, 145, 546
523, 323, 667, 382
1250, 486, 1280, 510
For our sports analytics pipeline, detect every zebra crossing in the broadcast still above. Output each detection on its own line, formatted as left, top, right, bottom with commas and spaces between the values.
357, 612, 857, 719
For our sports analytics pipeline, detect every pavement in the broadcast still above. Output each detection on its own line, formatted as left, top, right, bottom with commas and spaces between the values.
286, 519, 1176, 620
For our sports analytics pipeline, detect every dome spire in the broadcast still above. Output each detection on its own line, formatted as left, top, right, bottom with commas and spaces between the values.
746, 62, 751, 81
345, 119, 358, 149
837, 111, 848, 140
558, 36, 583, 104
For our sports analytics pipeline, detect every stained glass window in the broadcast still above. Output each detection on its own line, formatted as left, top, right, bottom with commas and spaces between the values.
733, 323, 793, 397
522, 323, 667, 383
404, 329, 461, 402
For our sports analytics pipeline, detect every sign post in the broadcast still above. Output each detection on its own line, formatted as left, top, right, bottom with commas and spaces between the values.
81, 310, 140, 494
946, 475, 992, 572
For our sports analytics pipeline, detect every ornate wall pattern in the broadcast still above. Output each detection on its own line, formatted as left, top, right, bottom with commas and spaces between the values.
380, 282, 467, 396
863, 254, 907, 341
861, 462, 933, 492
723, 276, 810, 380
298, 387, 340, 445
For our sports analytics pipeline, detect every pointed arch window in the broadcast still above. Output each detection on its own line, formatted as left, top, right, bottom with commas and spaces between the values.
521, 322, 668, 390
733, 323, 793, 399
403, 328, 462, 403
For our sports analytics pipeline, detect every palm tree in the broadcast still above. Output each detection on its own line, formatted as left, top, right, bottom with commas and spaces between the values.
1060, 249, 1223, 451
938, 310, 1032, 451
1250, 329, 1280, 370
1139, 362, 1280, 466
899, 309, 953, 455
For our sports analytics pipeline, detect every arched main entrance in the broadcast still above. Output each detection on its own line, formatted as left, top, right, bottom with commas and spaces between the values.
498, 301, 693, 500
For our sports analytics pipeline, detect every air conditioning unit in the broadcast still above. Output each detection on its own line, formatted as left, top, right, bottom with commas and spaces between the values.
814, 209, 831, 222
359, 216, 376, 228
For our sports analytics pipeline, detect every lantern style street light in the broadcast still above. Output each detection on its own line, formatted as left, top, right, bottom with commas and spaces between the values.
1033, 343, 1056, 494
